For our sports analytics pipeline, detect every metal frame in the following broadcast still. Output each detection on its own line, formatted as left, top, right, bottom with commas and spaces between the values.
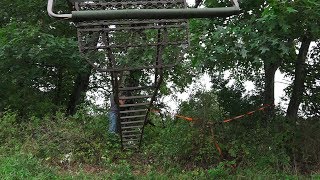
47, 0, 240, 150
47, 0, 72, 19
47, 0, 240, 20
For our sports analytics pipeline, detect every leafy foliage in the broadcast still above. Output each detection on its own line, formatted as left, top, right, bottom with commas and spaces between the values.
0, 0, 319, 179
0, 106, 320, 178
0, 23, 82, 116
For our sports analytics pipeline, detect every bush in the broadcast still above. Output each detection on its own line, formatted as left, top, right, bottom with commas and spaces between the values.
1, 102, 319, 179
289, 118, 320, 173
0, 111, 22, 152
21, 111, 124, 166
0, 153, 55, 179
143, 89, 320, 176
143, 90, 226, 168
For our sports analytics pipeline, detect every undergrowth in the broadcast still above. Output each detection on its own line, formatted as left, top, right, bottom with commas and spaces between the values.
0, 109, 319, 179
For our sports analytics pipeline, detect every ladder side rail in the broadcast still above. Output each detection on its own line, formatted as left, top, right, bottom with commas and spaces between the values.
138, 28, 167, 148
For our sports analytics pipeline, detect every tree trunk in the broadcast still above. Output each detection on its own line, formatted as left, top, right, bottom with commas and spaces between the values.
194, 0, 203, 8
66, 66, 92, 116
286, 37, 312, 119
54, 68, 63, 106
263, 59, 281, 120
264, 63, 278, 106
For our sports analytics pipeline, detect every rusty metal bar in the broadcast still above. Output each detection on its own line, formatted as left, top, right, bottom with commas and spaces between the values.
85, 63, 177, 73
139, 28, 166, 148
78, 24, 187, 32
81, 41, 189, 51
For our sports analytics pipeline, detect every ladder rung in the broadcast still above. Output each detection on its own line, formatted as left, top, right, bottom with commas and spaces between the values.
121, 125, 143, 129
123, 146, 138, 149
120, 103, 149, 107
122, 130, 141, 134
123, 140, 140, 144
121, 120, 145, 125
122, 134, 141, 138
123, 138, 140, 142
120, 109, 147, 114
120, 115, 145, 119
123, 142, 139, 146
119, 86, 154, 91
123, 145, 138, 149
119, 95, 153, 100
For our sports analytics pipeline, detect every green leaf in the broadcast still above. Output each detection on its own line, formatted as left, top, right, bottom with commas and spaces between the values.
286, 7, 298, 13
259, 47, 270, 54
240, 49, 248, 59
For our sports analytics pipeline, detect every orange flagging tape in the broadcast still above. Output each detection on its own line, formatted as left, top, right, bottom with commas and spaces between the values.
150, 110, 194, 122
171, 104, 274, 123
214, 139, 222, 156
222, 104, 273, 123
246, 111, 255, 115
175, 115, 194, 122
151, 104, 273, 160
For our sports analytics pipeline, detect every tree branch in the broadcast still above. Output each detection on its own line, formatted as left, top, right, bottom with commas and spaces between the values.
194, 0, 203, 8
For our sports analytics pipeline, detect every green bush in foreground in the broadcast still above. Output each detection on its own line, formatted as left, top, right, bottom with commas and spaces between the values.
0, 153, 55, 179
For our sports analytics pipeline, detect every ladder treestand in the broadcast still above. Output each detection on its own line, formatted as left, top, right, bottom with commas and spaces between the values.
47, 0, 240, 150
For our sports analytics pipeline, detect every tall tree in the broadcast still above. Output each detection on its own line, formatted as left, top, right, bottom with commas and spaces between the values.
286, 37, 312, 118
0, 1, 92, 117
190, 0, 290, 117
302, 41, 320, 117
279, 0, 320, 118
190, 0, 320, 119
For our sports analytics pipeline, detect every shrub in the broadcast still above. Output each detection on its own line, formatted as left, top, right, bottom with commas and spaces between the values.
0, 153, 55, 179
18, 110, 124, 167
0, 111, 22, 152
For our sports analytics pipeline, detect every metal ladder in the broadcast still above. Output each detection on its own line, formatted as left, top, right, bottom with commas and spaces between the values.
116, 74, 163, 149
108, 31, 165, 149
